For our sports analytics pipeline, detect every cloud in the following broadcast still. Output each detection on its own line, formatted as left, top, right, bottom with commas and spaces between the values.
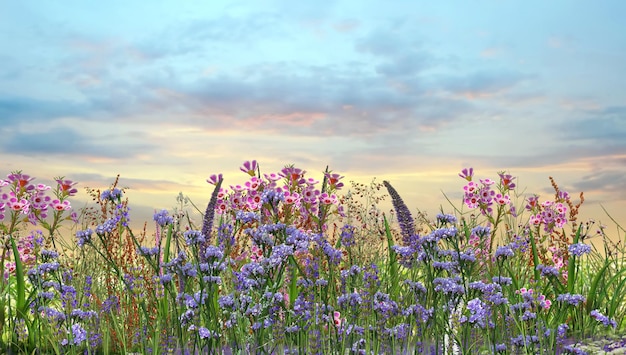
0, 124, 159, 159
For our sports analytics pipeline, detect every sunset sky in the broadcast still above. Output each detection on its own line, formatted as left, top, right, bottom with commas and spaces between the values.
1, 1, 625, 236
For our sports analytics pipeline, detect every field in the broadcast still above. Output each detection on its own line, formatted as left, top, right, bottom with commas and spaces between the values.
1, 161, 625, 354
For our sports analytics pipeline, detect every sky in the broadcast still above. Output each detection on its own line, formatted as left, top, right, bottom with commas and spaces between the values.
1, 1, 625, 240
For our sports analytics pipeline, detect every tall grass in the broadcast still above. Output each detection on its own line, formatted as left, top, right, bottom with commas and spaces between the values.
0, 163, 624, 354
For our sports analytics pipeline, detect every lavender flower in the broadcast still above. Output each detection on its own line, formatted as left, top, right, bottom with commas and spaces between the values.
464, 298, 493, 328
340, 224, 356, 247
383, 180, 415, 246
153, 209, 174, 226
590, 309, 617, 328
433, 276, 464, 295
76, 228, 93, 247
101, 188, 123, 201
569, 242, 592, 257
495, 245, 514, 259
436, 213, 457, 225
556, 293, 586, 307
71, 324, 87, 345
184, 230, 206, 246
537, 264, 561, 278
201, 176, 222, 241
563, 345, 588, 355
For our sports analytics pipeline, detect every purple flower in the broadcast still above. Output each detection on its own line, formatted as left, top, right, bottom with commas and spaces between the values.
71, 324, 87, 345
153, 209, 174, 227
340, 224, 356, 247
495, 245, 514, 259
101, 188, 123, 202
569, 242, 592, 257
464, 298, 493, 329
471, 226, 491, 238
204, 246, 223, 260
76, 228, 93, 247
590, 309, 617, 328
433, 276, 464, 295
201, 176, 223, 242
436, 213, 457, 225
537, 264, 561, 278
556, 293, 586, 307
383, 180, 415, 246
198, 326, 214, 339
563, 345, 588, 355
101, 296, 119, 313
138, 246, 160, 256
235, 211, 260, 224
184, 230, 206, 246
492, 276, 513, 286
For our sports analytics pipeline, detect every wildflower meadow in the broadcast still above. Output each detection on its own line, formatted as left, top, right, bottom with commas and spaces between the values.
1, 161, 625, 354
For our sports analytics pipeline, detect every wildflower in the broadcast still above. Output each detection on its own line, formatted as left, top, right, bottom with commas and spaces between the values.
562, 345, 588, 355
56, 178, 78, 197
537, 264, 561, 278
498, 172, 516, 189
324, 172, 345, 190
433, 276, 464, 295
333, 311, 342, 327
464, 298, 493, 328
459, 167, 474, 181
436, 213, 457, 225
101, 188, 123, 202
71, 324, 87, 345
556, 293, 586, 307
569, 242, 592, 257
495, 245, 514, 259
153, 209, 174, 226
471, 226, 491, 238
184, 230, 205, 246
383, 180, 415, 246
590, 309, 617, 328
492, 276, 513, 286
201, 177, 223, 241
240, 160, 258, 176
340, 224, 355, 247
198, 327, 214, 339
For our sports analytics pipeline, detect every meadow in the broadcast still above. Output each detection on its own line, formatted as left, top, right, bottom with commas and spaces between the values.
1, 161, 624, 354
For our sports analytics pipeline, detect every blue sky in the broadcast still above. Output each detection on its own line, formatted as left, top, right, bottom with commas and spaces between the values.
1, 1, 625, 232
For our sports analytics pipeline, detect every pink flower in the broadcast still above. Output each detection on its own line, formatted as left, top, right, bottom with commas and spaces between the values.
206, 174, 223, 185
480, 178, 495, 186
498, 173, 516, 189
8, 196, 29, 213
264, 173, 281, 182
333, 311, 342, 327
324, 173, 344, 190
494, 193, 510, 206
319, 193, 337, 205
50, 199, 71, 211
240, 160, 258, 177
284, 192, 300, 205
459, 168, 474, 181
56, 178, 78, 196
